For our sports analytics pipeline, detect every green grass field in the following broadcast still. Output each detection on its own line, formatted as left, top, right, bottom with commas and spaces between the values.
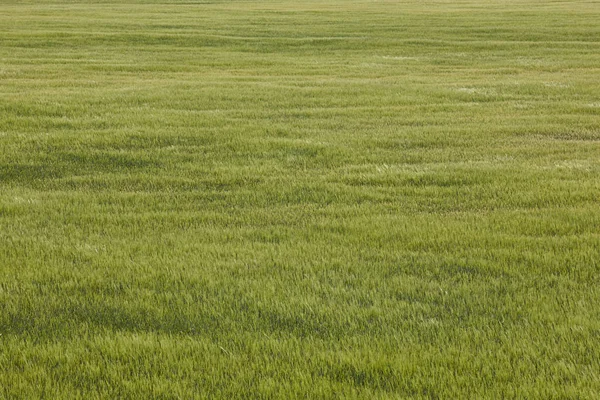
1, 0, 599, 397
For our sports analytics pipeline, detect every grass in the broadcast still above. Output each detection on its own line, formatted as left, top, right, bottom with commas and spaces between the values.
1, 0, 600, 397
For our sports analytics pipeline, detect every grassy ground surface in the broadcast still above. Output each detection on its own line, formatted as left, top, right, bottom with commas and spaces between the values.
1, 0, 600, 398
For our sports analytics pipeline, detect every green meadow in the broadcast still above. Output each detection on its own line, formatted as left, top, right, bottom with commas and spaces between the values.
1, 0, 599, 397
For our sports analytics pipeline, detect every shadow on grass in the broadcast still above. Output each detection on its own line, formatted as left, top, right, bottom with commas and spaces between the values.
1, 294, 354, 342
0, 152, 160, 187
